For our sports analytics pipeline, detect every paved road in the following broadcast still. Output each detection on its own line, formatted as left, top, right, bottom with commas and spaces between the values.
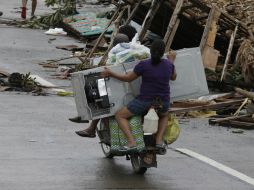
1, 1, 254, 190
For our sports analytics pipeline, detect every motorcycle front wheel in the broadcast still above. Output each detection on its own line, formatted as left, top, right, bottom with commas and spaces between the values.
101, 142, 114, 158
97, 119, 114, 159
130, 153, 147, 174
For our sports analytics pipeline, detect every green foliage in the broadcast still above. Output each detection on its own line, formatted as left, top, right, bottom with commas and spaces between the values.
8, 72, 39, 92
45, 0, 59, 7
23, 0, 76, 29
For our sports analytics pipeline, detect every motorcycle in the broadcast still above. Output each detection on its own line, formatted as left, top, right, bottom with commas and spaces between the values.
96, 117, 167, 174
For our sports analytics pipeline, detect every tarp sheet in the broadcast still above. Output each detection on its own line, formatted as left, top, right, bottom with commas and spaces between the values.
63, 13, 113, 37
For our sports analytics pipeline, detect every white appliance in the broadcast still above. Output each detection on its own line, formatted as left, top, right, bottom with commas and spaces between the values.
71, 47, 208, 120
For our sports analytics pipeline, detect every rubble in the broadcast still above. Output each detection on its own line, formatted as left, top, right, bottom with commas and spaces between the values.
201, 0, 254, 32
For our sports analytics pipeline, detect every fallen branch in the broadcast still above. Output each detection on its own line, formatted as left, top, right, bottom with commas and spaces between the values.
210, 114, 252, 123
39, 52, 104, 65
233, 98, 249, 116
235, 87, 254, 100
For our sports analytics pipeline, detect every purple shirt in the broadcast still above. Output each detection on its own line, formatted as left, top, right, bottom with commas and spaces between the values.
134, 58, 175, 101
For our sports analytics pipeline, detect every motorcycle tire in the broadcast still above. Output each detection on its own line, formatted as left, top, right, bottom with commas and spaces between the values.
101, 142, 114, 158
97, 120, 114, 159
130, 153, 147, 174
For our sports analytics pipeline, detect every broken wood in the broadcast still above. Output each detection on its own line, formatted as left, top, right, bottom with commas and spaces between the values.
39, 56, 80, 65
169, 99, 244, 114
139, 0, 163, 41
125, 0, 143, 25
98, 6, 128, 66
202, 45, 219, 71
200, 6, 221, 53
87, 5, 122, 59
0, 69, 10, 77
211, 119, 254, 129
163, 0, 183, 52
165, 18, 180, 51
233, 98, 249, 116
220, 23, 239, 81
210, 114, 251, 123
235, 87, 254, 100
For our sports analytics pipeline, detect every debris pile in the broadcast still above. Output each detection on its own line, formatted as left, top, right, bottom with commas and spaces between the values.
0, 71, 41, 93
209, 88, 254, 128
22, 0, 76, 29
201, 0, 254, 32
235, 39, 254, 86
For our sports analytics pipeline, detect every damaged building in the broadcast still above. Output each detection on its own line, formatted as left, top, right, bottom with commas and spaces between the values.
120, 0, 254, 89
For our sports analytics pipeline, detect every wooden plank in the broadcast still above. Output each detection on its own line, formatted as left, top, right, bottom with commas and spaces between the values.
199, 7, 221, 52
220, 10, 252, 38
206, 14, 220, 47
188, 0, 210, 12
139, 0, 163, 41
125, 0, 143, 25
220, 23, 238, 81
200, 7, 215, 53
0, 69, 10, 77
234, 98, 249, 116
194, 14, 208, 22
210, 114, 251, 123
87, 6, 121, 59
168, 99, 244, 114
209, 120, 254, 130
98, 7, 127, 66
235, 87, 254, 100
165, 19, 180, 51
181, 4, 195, 12
202, 46, 219, 71
163, 0, 184, 52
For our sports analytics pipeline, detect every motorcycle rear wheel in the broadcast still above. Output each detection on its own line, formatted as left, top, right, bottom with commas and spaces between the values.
130, 153, 147, 174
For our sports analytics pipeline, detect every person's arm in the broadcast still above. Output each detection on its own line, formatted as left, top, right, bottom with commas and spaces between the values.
167, 50, 177, 81
101, 67, 139, 82
171, 66, 177, 81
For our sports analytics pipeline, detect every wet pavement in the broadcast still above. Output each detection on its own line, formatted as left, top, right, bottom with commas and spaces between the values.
1, 1, 254, 190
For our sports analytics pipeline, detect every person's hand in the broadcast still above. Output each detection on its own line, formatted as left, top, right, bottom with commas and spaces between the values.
166, 50, 176, 63
101, 67, 112, 78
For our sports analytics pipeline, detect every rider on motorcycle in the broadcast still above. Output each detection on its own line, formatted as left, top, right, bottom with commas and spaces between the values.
101, 39, 177, 152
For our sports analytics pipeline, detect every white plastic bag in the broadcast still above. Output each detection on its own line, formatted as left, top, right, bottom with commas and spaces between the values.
45, 28, 67, 36
107, 33, 150, 65
143, 108, 159, 134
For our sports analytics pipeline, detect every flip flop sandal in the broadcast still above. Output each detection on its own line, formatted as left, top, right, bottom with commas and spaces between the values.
155, 144, 167, 155
155, 144, 166, 149
75, 130, 96, 138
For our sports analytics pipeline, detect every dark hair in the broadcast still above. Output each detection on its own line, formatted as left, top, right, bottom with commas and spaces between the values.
119, 25, 137, 41
150, 39, 165, 65
113, 33, 129, 46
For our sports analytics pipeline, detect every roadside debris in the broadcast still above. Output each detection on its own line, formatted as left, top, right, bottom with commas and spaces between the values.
7, 72, 40, 92
20, 0, 76, 29
45, 28, 67, 35
62, 12, 114, 38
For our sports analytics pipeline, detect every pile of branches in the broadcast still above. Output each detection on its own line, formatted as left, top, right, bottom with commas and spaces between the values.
205, 39, 254, 91
200, 0, 254, 32
0, 72, 41, 92
235, 39, 254, 86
